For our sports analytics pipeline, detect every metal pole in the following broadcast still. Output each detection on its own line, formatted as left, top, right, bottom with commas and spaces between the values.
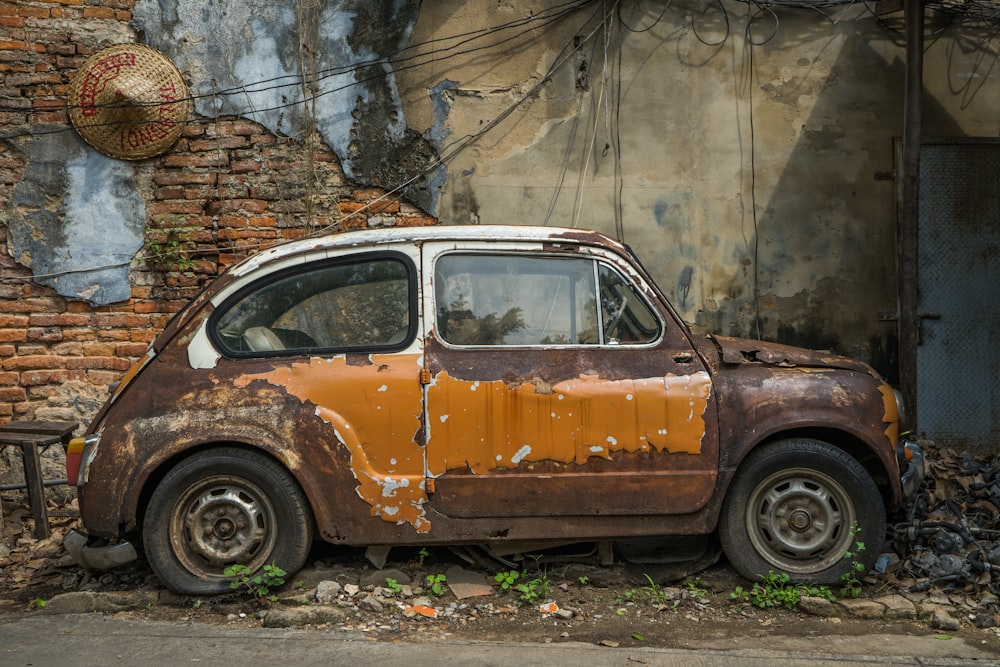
898, 0, 924, 431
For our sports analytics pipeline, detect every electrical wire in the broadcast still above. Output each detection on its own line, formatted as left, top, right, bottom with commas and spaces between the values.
0, 1, 597, 140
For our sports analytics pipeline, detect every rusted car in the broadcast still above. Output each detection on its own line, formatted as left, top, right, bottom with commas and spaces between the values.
64, 225, 923, 594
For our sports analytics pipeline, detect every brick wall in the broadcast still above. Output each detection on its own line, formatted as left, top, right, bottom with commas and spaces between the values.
0, 1, 436, 426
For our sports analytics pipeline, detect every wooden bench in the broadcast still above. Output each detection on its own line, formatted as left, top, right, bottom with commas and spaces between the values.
0, 421, 78, 539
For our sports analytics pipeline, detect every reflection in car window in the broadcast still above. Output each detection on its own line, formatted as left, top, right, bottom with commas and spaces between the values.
435, 254, 659, 346
213, 257, 411, 355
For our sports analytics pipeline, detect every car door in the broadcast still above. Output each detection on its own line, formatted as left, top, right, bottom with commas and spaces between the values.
208, 247, 431, 533
420, 241, 720, 519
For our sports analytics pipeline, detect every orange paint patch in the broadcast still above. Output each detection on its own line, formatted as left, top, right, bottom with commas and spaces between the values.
879, 383, 900, 447
425, 371, 712, 477
235, 354, 429, 531
237, 357, 711, 534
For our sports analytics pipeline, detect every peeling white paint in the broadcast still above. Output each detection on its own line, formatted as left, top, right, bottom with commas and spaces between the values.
511, 444, 531, 464
187, 325, 221, 369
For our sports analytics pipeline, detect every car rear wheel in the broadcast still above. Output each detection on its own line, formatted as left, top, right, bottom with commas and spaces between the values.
718, 439, 883, 584
143, 447, 313, 595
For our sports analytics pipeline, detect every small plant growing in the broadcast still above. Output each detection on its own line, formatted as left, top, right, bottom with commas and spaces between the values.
514, 574, 552, 606
641, 574, 669, 605
840, 522, 866, 599
684, 579, 708, 600
426, 573, 447, 596
577, 575, 590, 586
385, 577, 404, 596
145, 216, 198, 272
731, 570, 835, 609
417, 547, 430, 566
30, 597, 46, 609
225, 563, 287, 599
495, 570, 521, 591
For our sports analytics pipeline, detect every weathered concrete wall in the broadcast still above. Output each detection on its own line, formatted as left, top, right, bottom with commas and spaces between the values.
396, 1, 999, 379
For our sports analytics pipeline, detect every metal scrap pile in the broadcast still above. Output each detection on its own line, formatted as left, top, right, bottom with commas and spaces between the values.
885, 442, 1000, 626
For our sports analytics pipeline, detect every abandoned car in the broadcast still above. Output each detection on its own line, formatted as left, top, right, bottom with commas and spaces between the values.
64, 225, 923, 594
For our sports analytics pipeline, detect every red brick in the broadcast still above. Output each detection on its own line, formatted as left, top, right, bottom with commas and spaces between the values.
2, 355, 65, 370
1, 16, 25, 26
21, 369, 85, 385
153, 172, 217, 186
65, 357, 131, 371
0, 386, 26, 401
82, 7, 114, 19
0, 315, 28, 327
189, 136, 247, 151
87, 370, 121, 386
148, 200, 204, 216
0, 327, 27, 342
0, 371, 18, 385
162, 153, 229, 169
208, 199, 269, 215
231, 160, 261, 173
116, 343, 149, 357
27, 327, 62, 342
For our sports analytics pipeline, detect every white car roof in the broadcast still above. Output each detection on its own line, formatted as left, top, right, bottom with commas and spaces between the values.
229, 225, 623, 277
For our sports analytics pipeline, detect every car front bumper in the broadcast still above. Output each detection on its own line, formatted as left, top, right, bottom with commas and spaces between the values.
63, 528, 138, 570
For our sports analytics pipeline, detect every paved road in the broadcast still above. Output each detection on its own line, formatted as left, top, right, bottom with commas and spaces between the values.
1, 614, 995, 666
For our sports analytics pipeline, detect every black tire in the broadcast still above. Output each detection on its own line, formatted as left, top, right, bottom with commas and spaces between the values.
718, 439, 884, 584
143, 447, 314, 595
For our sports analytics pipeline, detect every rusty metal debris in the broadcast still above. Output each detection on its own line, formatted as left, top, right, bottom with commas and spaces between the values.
886, 442, 1000, 627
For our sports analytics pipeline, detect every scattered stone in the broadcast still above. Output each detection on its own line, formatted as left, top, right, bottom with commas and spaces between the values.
876, 594, 917, 620
39, 590, 157, 615
316, 580, 342, 603
836, 598, 885, 619
445, 565, 493, 599
798, 595, 837, 617
343, 583, 360, 597
555, 608, 575, 620
931, 608, 961, 631
358, 595, 384, 613
263, 605, 353, 628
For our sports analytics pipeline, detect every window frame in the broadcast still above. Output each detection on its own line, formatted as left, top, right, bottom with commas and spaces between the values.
431, 251, 663, 349
208, 250, 419, 359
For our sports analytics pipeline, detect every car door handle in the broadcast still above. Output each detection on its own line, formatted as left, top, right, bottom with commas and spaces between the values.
673, 352, 694, 363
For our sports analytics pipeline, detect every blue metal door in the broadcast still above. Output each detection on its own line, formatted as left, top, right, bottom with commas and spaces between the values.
917, 141, 1000, 450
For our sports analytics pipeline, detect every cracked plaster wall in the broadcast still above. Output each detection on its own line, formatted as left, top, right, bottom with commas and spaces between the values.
396, 2, 999, 375
6, 128, 145, 306
133, 0, 438, 211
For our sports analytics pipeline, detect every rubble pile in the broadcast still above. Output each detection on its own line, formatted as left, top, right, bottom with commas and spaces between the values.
886, 443, 1000, 626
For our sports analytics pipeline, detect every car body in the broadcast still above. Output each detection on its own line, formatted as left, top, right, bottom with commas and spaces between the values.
64, 225, 923, 594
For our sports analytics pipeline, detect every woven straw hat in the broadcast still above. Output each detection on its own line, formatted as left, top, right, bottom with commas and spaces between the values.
68, 43, 191, 160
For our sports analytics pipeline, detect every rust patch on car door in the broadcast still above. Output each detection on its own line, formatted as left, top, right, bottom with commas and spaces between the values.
425, 371, 713, 477
235, 354, 431, 531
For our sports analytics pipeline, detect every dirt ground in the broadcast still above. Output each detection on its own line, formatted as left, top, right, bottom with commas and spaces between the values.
1, 501, 999, 656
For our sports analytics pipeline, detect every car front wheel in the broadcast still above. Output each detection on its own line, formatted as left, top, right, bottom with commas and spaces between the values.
718, 439, 884, 584
143, 447, 313, 595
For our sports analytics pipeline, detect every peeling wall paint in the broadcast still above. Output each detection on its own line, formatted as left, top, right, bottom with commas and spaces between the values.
7, 128, 144, 305
132, 0, 438, 212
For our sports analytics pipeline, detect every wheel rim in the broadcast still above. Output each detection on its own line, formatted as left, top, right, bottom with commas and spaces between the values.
744, 467, 856, 574
168, 475, 277, 578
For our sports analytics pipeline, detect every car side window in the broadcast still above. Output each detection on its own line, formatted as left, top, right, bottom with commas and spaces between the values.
434, 254, 659, 346
212, 256, 413, 356
598, 264, 660, 344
